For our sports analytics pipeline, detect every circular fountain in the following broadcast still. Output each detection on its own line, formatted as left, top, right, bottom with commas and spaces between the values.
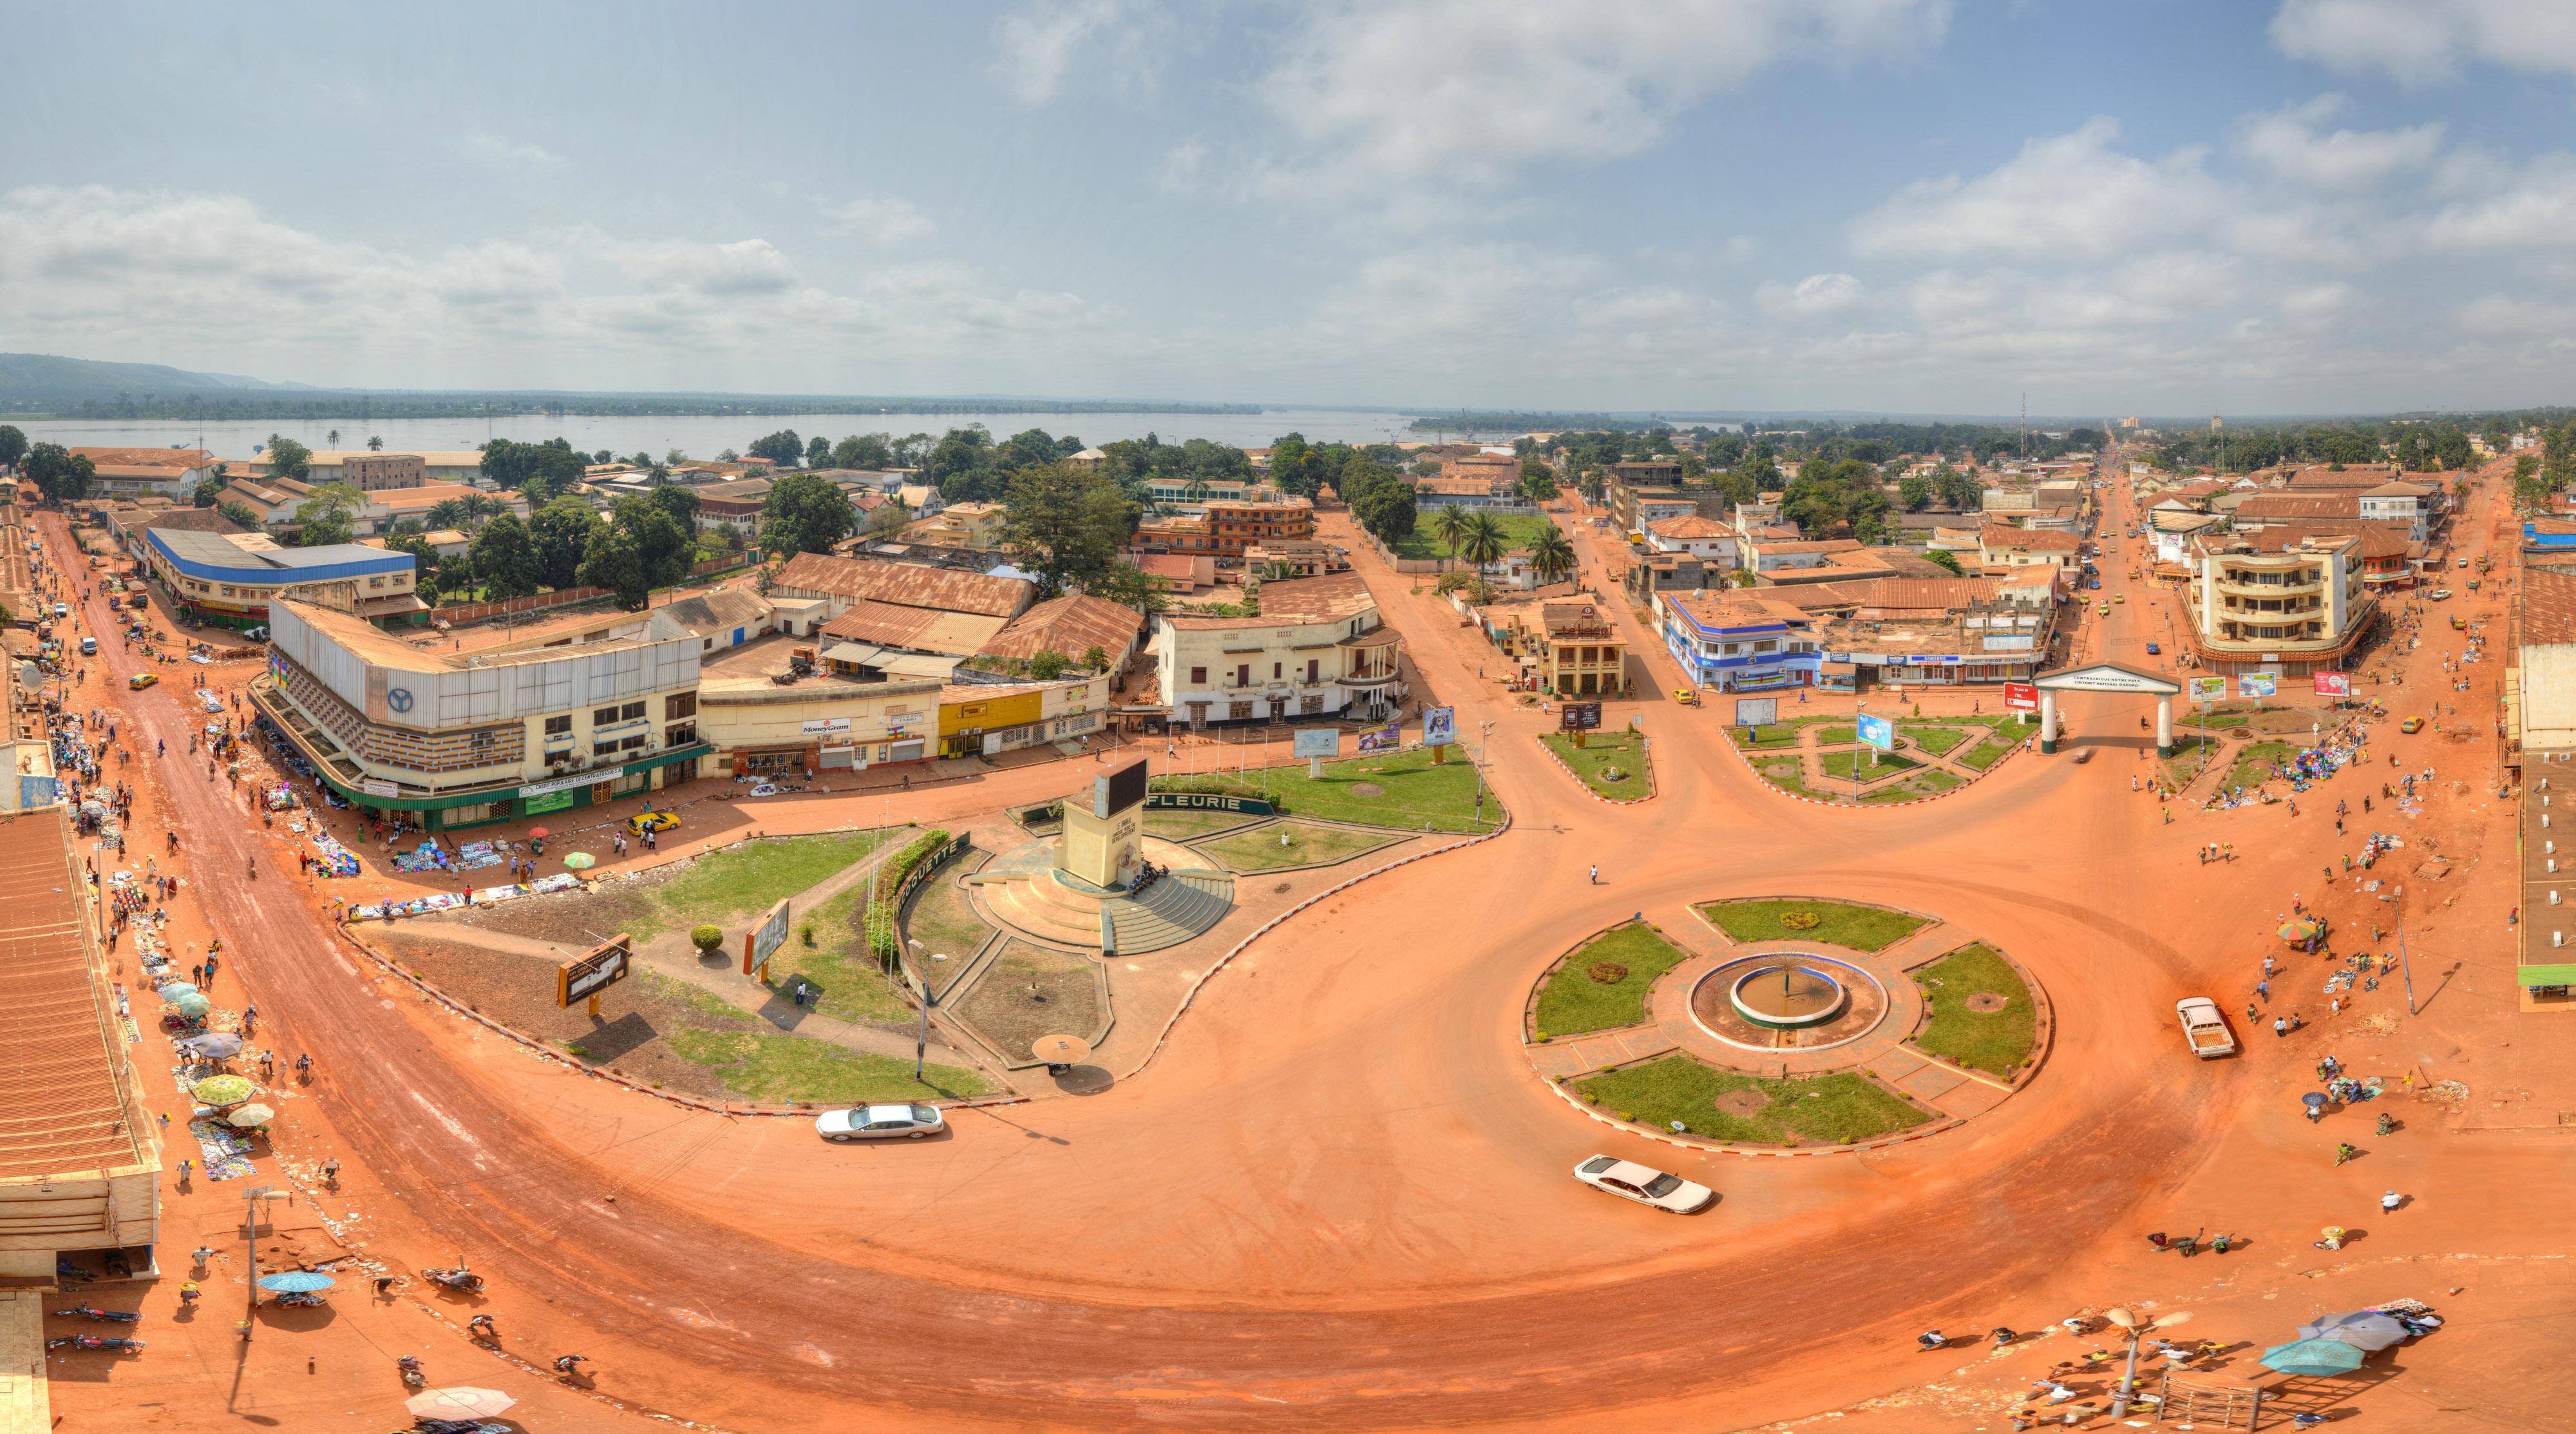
1727, 959, 1850, 1030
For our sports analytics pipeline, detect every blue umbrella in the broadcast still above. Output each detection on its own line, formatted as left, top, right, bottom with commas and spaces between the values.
256, 1271, 336, 1292
156, 982, 201, 1000
2260, 1338, 2367, 1375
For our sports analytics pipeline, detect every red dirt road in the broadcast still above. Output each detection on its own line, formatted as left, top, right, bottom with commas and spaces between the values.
42, 469, 2557, 1434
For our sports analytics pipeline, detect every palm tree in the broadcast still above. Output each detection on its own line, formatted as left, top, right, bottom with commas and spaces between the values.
1432, 504, 1472, 569
1528, 525, 1577, 586
326, 428, 341, 448
367, 435, 384, 451
1183, 479, 1210, 503
1458, 511, 1508, 573
424, 498, 470, 531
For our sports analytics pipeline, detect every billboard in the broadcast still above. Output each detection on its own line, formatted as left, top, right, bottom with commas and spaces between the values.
1732, 697, 1779, 729
2314, 671, 2352, 698
2002, 682, 2039, 712
558, 935, 631, 1009
1291, 728, 1338, 759
2189, 676, 2226, 703
1421, 707, 1457, 747
1558, 702, 1604, 731
744, 899, 791, 978
1094, 759, 1149, 817
2239, 674, 2277, 699
1856, 713, 1895, 751
1357, 722, 1402, 752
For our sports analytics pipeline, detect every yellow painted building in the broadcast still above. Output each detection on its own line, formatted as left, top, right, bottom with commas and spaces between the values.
938, 676, 1108, 758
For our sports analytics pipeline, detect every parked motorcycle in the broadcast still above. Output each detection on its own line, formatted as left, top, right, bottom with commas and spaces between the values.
51, 1307, 142, 1323
46, 1335, 144, 1352
420, 1267, 484, 1294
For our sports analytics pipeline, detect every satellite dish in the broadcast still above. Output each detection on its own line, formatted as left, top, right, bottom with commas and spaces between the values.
1032, 1035, 1090, 1067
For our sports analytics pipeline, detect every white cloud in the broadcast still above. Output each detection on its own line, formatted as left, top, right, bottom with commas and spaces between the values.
1758, 272, 1866, 317
611, 238, 799, 296
992, 0, 1130, 104
1158, 140, 1206, 195
2232, 95, 2440, 190
2421, 154, 2576, 251
2280, 281, 2356, 323
2271, 0, 2576, 87
463, 132, 565, 168
827, 195, 937, 247
1849, 118, 2224, 261
1251, 0, 1952, 197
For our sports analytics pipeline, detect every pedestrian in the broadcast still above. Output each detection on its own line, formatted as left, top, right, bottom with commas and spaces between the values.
374, 1275, 395, 1297
554, 1353, 589, 1376
191, 1244, 214, 1267
468, 1314, 497, 1339
180, 1281, 200, 1305
2382, 1189, 2403, 1212
323, 1158, 341, 1184
2334, 1142, 2359, 1166
2145, 1231, 2169, 1252
1589, 865, 1598, 884
2257, 979, 2269, 1000
191, 962, 205, 985
2273, 1016, 2288, 1038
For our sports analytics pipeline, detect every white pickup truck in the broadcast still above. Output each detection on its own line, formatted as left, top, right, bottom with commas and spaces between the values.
2177, 997, 2235, 1058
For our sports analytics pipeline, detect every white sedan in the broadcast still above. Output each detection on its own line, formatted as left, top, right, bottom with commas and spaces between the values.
1572, 1154, 1715, 1213
815, 1104, 945, 1141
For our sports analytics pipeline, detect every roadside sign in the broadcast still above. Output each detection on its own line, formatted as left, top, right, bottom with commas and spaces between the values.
1732, 697, 1778, 728
2239, 674, 2277, 699
1291, 728, 1338, 759
558, 934, 630, 1013
2002, 682, 2038, 712
1856, 713, 1895, 751
2189, 676, 2226, 703
2313, 671, 2351, 698
1420, 706, 1457, 747
1357, 721, 1401, 752
1558, 702, 1603, 731
744, 899, 790, 979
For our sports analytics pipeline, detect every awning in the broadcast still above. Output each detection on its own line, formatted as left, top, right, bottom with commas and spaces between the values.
354, 594, 430, 617
2518, 964, 2576, 985
822, 642, 888, 664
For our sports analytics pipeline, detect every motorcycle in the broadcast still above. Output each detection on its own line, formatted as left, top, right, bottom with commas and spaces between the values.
421, 1267, 484, 1294
398, 1354, 426, 1388
46, 1335, 144, 1352
274, 1291, 327, 1308
51, 1307, 142, 1323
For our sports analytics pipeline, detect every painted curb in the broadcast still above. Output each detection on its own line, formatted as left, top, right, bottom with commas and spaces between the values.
1534, 733, 1656, 805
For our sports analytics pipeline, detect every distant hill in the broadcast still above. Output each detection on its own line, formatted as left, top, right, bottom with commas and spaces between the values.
0, 352, 317, 401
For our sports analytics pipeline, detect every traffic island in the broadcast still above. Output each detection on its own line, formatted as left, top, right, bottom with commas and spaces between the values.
1537, 732, 1656, 803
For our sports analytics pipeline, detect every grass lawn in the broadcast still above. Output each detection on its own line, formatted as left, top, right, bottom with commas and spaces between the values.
1817, 749, 1924, 780
1392, 511, 1562, 563
763, 881, 917, 1026
1574, 1057, 1931, 1145
1142, 810, 1256, 840
1199, 821, 1394, 871
1898, 724, 1971, 756
1152, 748, 1502, 833
1531, 923, 1692, 1036
666, 1028, 990, 1103
1817, 725, 1856, 745
636, 968, 757, 1024
2161, 734, 2226, 790
1753, 756, 1843, 802
652, 830, 896, 928
900, 870, 995, 993
1540, 732, 1651, 798
1700, 898, 1926, 951
1730, 717, 1837, 749
1861, 769, 1960, 801
1911, 943, 2036, 1075
1959, 736, 2018, 771
2224, 741, 2298, 792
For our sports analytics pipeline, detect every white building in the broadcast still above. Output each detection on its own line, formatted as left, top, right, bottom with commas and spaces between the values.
2360, 481, 2434, 535
1157, 573, 1406, 727
1643, 515, 1740, 564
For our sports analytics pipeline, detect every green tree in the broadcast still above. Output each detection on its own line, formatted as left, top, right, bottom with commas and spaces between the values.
1432, 504, 1471, 569
1269, 433, 1324, 498
479, 438, 585, 502
1074, 559, 1169, 614
0, 426, 26, 469
193, 477, 225, 508
367, 435, 384, 450
804, 435, 831, 468
22, 444, 94, 503
747, 430, 805, 467
761, 472, 857, 555
1898, 472, 1931, 511
216, 499, 265, 530
291, 483, 366, 546
2514, 453, 2548, 512
648, 484, 702, 530
1000, 463, 1137, 595
712, 521, 745, 552
1528, 524, 1577, 585
576, 524, 649, 609
466, 513, 543, 600
1924, 549, 1964, 575
923, 426, 1002, 502
529, 497, 603, 589
1027, 649, 1071, 680
611, 497, 695, 591
829, 433, 896, 470
1457, 510, 1509, 571
264, 435, 312, 481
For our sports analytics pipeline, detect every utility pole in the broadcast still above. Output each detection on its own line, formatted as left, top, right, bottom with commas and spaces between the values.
240, 1183, 285, 1343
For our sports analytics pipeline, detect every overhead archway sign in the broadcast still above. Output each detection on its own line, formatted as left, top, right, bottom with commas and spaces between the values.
2029, 662, 2182, 755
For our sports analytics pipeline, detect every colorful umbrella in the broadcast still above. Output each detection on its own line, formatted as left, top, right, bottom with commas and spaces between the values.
405, 1388, 518, 1420
2259, 1339, 2367, 1375
190, 1075, 254, 1105
225, 1104, 275, 1128
2297, 1312, 2410, 1351
526, 827, 549, 839
2279, 919, 2320, 944
156, 982, 200, 1000
175, 1033, 243, 1059
562, 852, 596, 869
256, 1271, 335, 1292
169, 992, 213, 1020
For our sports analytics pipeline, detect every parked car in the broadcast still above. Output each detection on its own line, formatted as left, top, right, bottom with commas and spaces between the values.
626, 810, 681, 834
2430, 589, 2452, 601
2459, 557, 2470, 568
815, 1104, 945, 1142
2146, 642, 2161, 655
2400, 716, 2425, 733
51, 603, 65, 619
128, 673, 157, 691
1571, 1155, 1714, 1214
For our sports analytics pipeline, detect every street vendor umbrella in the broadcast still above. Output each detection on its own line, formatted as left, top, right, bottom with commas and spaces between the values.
168, 992, 212, 1020
2279, 919, 2321, 944
406, 1388, 518, 1420
526, 827, 549, 839
256, 1270, 334, 1292
224, 1104, 274, 1129
189, 1075, 254, 1105
2259, 1339, 2367, 1376
174, 1033, 242, 1060
155, 982, 200, 1000
562, 851, 596, 869
2297, 1311, 2411, 1352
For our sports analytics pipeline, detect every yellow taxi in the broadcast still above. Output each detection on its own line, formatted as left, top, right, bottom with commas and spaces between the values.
626, 810, 681, 835
127, 673, 158, 691
2096, 602, 2110, 616
1671, 687, 1697, 706
2113, 593, 2126, 603
2399, 716, 2425, 734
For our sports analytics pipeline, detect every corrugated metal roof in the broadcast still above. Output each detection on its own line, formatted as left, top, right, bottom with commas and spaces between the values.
819, 599, 1008, 655
979, 595, 1142, 662
773, 551, 1030, 617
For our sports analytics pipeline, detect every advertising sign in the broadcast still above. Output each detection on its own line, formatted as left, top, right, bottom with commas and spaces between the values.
1732, 697, 1779, 729
2313, 671, 2352, 698
1358, 721, 1403, 752
1420, 706, 1457, 747
1144, 793, 1277, 816
744, 899, 791, 979
801, 717, 851, 736
1092, 759, 1149, 817
557, 935, 631, 1009
1291, 728, 1339, 759
362, 779, 399, 799
2002, 682, 2040, 712
1558, 702, 1603, 731
1856, 713, 1895, 751
524, 791, 576, 816
2239, 673, 2278, 699
2190, 676, 2226, 703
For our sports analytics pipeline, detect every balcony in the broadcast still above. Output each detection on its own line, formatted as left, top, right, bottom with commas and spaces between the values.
2215, 573, 2322, 600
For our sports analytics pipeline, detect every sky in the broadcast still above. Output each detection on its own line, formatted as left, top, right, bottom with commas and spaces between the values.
10, 0, 2576, 417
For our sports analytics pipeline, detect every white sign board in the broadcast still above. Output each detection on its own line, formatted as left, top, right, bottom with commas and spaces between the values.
2037, 667, 2179, 695
1291, 728, 1338, 759
801, 717, 852, 736
362, 779, 399, 798
1421, 707, 1457, 746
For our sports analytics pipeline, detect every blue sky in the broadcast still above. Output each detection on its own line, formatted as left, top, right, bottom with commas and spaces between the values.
8, 0, 2576, 416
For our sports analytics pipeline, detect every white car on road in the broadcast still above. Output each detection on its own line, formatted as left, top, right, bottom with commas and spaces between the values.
815, 1104, 945, 1141
1572, 1154, 1715, 1213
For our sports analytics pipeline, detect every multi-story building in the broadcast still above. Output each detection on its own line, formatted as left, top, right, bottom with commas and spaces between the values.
1643, 515, 1739, 565
1530, 600, 1625, 696
1132, 499, 1318, 559
144, 527, 425, 629
254, 597, 709, 830
69, 446, 222, 500
1660, 589, 1824, 693
2181, 530, 2378, 676
341, 452, 425, 491
1155, 573, 1404, 727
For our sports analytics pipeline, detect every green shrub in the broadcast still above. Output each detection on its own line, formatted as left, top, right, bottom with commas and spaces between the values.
690, 924, 723, 951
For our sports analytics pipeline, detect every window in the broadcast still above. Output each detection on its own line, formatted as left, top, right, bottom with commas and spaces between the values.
1305, 658, 1320, 683
1273, 662, 1282, 680
1189, 666, 1207, 685
1753, 640, 1777, 653
593, 706, 619, 726
1235, 664, 1250, 687
667, 720, 698, 747
367, 577, 384, 588
620, 734, 648, 752
620, 701, 646, 721
594, 741, 621, 757
1229, 701, 1253, 720
544, 715, 572, 736
665, 692, 696, 720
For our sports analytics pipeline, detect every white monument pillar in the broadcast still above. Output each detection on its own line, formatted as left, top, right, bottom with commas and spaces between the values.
2039, 689, 2060, 754
2155, 694, 2174, 758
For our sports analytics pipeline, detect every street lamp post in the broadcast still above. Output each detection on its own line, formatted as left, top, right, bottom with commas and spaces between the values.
1852, 700, 1866, 805
2105, 1305, 2193, 1412
1473, 720, 1496, 827
240, 1183, 285, 1343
